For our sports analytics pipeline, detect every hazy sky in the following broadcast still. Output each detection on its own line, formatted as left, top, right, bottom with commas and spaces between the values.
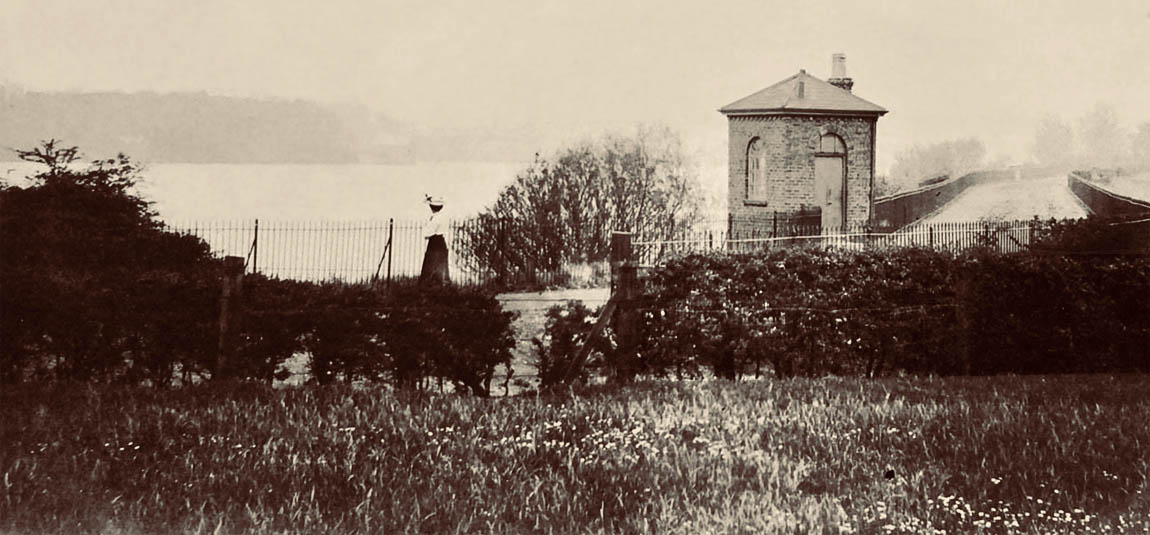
3, 0, 1149, 173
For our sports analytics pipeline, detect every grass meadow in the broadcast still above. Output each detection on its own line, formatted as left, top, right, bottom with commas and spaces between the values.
3, 375, 1149, 534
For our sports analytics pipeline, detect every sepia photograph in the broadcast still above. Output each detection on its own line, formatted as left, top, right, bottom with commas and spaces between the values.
1, 0, 1149, 533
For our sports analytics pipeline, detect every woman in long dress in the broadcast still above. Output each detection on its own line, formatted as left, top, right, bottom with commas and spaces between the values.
420, 195, 449, 285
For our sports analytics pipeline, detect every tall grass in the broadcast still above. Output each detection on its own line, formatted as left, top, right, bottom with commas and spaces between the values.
3, 376, 1148, 534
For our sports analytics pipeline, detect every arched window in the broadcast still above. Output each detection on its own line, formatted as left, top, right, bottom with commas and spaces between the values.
819, 133, 845, 155
746, 138, 767, 202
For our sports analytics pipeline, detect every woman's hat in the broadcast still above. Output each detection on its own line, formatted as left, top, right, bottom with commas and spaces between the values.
425, 194, 445, 206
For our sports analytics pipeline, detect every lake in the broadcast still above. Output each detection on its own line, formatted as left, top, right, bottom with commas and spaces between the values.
3, 160, 729, 223
4, 161, 530, 222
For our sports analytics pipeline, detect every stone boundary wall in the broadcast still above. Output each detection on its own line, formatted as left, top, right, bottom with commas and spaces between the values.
1067, 171, 1150, 219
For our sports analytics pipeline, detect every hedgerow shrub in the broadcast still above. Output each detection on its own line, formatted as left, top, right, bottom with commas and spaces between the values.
1, 142, 517, 391
229, 274, 316, 383
639, 246, 1149, 378
236, 278, 517, 395
0, 142, 222, 385
378, 282, 517, 396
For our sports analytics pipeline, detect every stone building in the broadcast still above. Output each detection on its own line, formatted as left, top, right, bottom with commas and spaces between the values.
720, 54, 887, 231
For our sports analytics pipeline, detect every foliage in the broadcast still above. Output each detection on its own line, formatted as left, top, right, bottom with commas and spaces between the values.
1029, 216, 1146, 253
887, 138, 986, 194
1132, 122, 1150, 167
460, 126, 702, 286
532, 301, 613, 388
233, 275, 317, 383
300, 282, 387, 385
639, 246, 1149, 379
3, 377, 1149, 533
1077, 103, 1128, 169
378, 283, 517, 396
0, 141, 222, 384
1031, 115, 1078, 170
235, 278, 518, 395
1032, 104, 1142, 170
0, 141, 517, 390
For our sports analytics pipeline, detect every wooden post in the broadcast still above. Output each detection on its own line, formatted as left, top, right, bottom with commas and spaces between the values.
252, 219, 259, 274
215, 256, 245, 380
613, 264, 640, 381
559, 232, 632, 384
610, 231, 632, 291
609, 232, 639, 383
386, 218, 394, 290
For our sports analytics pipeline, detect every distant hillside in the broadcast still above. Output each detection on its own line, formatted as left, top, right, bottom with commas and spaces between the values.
0, 87, 546, 164
0, 87, 412, 164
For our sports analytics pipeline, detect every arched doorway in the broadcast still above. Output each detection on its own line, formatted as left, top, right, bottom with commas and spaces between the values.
814, 134, 846, 229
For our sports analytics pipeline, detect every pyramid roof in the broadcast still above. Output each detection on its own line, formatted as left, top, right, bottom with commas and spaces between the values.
720, 70, 887, 116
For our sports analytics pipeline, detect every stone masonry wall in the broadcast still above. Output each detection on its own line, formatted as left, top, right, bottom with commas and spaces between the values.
728, 114, 876, 229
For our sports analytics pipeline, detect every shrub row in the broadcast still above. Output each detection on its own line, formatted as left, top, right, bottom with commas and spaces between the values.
623, 246, 1148, 379
229, 278, 517, 395
1, 143, 517, 392
530, 233, 1149, 383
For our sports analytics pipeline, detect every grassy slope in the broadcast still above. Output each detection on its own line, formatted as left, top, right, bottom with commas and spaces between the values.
2, 376, 1148, 534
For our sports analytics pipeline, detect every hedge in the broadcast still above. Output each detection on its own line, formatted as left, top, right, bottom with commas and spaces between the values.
632, 246, 1149, 379
239, 277, 517, 396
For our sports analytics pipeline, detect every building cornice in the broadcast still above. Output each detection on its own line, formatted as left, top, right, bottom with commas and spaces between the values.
721, 109, 887, 119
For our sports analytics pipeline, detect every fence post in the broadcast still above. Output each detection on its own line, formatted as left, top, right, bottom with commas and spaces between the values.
609, 231, 638, 383
386, 218, 394, 290
929, 225, 934, 248
252, 219, 259, 274
610, 231, 633, 290
215, 256, 245, 381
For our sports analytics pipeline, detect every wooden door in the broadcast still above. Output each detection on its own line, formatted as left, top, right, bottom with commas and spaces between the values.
815, 156, 844, 229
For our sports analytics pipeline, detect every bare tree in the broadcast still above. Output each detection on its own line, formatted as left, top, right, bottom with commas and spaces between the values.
888, 138, 986, 193
1077, 103, 1126, 168
461, 126, 702, 282
1129, 122, 1150, 169
1031, 115, 1077, 170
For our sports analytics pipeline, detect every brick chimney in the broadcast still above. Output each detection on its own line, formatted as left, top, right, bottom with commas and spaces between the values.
828, 53, 854, 92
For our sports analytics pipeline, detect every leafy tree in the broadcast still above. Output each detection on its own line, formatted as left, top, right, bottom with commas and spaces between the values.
0, 141, 221, 384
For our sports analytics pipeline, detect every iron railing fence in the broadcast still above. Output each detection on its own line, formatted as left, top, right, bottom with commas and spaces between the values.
633, 218, 1052, 265
163, 218, 609, 288
165, 217, 1069, 286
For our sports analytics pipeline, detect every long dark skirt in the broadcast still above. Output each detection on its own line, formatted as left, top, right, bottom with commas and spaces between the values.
420, 235, 449, 285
